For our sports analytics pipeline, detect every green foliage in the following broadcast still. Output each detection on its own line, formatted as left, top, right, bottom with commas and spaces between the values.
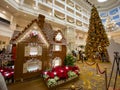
68, 71, 77, 78
64, 54, 76, 66
54, 76, 59, 81
43, 74, 49, 80
47, 76, 59, 86
47, 78, 57, 86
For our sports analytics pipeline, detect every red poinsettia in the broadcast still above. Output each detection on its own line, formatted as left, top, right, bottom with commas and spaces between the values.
43, 66, 80, 80
63, 66, 69, 72
47, 72, 54, 78
73, 70, 79, 75
0, 67, 14, 78
72, 66, 79, 71
52, 66, 63, 72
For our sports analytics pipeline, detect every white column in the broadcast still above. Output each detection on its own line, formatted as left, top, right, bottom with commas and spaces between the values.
52, 0, 55, 16
65, 0, 67, 23
74, 2, 76, 26
34, 0, 39, 8
10, 16, 16, 30
66, 26, 76, 53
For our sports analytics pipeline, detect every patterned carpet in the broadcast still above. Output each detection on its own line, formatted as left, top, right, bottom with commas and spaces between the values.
55, 61, 120, 90
8, 61, 120, 90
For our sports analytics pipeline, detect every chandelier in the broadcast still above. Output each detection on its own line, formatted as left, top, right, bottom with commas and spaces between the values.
105, 16, 119, 32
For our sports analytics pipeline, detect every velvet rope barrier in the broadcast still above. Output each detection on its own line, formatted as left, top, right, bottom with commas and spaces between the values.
83, 61, 108, 90
96, 63, 108, 90
84, 61, 96, 66
96, 63, 106, 74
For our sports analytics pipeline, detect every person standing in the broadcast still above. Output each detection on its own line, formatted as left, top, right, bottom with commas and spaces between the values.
100, 52, 106, 62
0, 73, 8, 90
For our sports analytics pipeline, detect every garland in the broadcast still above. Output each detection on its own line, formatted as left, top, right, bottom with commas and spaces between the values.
76, 7, 81, 12
76, 22, 82, 26
67, 19, 74, 23
68, 2, 74, 7
54, 13, 65, 20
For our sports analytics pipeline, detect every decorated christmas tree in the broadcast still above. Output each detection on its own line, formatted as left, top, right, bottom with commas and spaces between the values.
85, 6, 109, 61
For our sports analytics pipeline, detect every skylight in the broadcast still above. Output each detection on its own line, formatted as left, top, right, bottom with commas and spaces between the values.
97, 0, 107, 2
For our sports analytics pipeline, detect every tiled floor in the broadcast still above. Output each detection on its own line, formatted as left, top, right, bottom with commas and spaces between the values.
7, 61, 120, 90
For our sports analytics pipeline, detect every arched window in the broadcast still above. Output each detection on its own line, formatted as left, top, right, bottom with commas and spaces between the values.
52, 57, 62, 67
23, 59, 42, 73
55, 32, 62, 41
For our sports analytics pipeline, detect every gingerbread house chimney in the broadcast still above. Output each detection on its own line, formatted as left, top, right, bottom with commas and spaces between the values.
38, 14, 45, 28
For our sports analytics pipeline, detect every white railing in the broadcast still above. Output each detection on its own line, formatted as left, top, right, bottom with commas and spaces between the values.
5, 0, 89, 32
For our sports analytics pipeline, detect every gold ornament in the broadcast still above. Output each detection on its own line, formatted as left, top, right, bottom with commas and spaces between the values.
70, 84, 75, 90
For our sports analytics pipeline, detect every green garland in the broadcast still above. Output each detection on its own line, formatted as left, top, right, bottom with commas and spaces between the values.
76, 7, 81, 12
68, 2, 74, 7
67, 19, 74, 23
76, 22, 82, 26
54, 13, 65, 20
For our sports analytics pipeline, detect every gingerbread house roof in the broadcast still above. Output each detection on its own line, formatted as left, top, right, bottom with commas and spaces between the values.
11, 14, 66, 45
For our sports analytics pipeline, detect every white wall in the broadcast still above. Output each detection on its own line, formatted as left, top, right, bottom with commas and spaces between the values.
0, 22, 13, 37
107, 39, 120, 72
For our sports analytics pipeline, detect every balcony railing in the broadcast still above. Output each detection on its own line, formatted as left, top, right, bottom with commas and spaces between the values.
5, 0, 90, 32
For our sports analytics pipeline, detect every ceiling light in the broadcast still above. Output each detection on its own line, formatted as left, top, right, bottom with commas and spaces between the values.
97, 0, 107, 2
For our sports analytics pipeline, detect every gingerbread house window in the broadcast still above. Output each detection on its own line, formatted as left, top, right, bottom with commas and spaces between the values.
23, 59, 42, 73
30, 47, 38, 56
53, 45, 62, 51
55, 33, 62, 41
52, 57, 62, 67
25, 45, 42, 56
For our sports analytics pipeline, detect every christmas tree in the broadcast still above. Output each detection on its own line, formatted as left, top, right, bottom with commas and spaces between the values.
85, 6, 109, 61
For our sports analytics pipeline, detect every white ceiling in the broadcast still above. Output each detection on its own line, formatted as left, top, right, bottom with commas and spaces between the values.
86, 0, 120, 10
75, 0, 120, 11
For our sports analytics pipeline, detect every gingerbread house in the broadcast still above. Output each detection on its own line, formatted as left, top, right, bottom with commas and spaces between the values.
11, 14, 67, 81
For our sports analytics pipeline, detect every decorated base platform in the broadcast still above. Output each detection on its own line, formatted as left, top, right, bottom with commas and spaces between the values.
47, 75, 79, 88
42, 66, 80, 88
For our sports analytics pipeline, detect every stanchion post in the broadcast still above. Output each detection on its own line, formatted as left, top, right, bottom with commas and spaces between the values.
104, 68, 108, 90
96, 63, 98, 74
